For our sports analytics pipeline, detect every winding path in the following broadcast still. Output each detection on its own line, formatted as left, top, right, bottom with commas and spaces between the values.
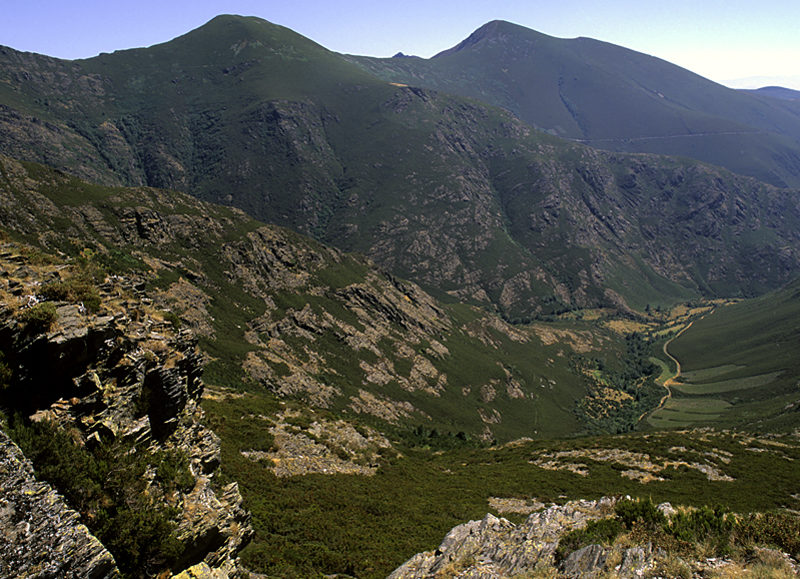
638, 320, 693, 423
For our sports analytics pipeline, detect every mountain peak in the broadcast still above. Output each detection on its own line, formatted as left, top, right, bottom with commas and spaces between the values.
434, 20, 548, 58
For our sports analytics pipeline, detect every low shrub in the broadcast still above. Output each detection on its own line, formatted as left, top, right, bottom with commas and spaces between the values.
667, 505, 734, 553
555, 517, 624, 562
615, 497, 666, 531
736, 513, 800, 558
39, 277, 101, 312
19, 302, 57, 333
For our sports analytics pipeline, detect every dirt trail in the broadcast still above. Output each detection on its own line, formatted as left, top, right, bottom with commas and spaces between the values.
638, 320, 694, 423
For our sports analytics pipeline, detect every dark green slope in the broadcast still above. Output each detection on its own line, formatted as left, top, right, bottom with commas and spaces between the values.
743, 86, 800, 102
2, 16, 800, 317
347, 20, 800, 188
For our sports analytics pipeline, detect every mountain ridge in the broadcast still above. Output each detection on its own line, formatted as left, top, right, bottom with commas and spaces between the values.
2, 19, 800, 318
2, 15, 800, 579
348, 18, 800, 188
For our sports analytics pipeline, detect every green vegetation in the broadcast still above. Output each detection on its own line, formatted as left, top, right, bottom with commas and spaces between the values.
558, 497, 798, 571
648, 398, 732, 429
18, 302, 58, 333
7, 416, 189, 577
39, 277, 102, 312
576, 332, 662, 433
0, 15, 798, 579
650, 280, 800, 430
673, 372, 781, 396
4, 14, 800, 318
555, 517, 625, 562
348, 20, 800, 189
203, 392, 800, 577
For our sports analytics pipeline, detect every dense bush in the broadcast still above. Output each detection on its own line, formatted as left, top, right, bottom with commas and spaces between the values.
19, 302, 58, 333
399, 425, 484, 450
555, 517, 624, 562
8, 417, 187, 577
575, 332, 663, 434
667, 505, 734, 553
615, 496, 666, 530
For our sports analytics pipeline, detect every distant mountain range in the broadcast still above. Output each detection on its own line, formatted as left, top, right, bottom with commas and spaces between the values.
348, 20, 800, 189
1, 15, 800, 318
742, 86, 800, 101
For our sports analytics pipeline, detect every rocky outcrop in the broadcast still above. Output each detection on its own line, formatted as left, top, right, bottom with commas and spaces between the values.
240, 411, 391, 477
0, 429, 118, 578
388, 497, 618, 578
0, 245, 251, 576
389, 496, 800, 578
530, 446, 736, 484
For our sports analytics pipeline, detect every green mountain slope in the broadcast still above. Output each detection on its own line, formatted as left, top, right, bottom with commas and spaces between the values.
347, 20, 800, 188
650, 279, 800, 431
2, 15, 800, 318
2, 153, 637, 441
1, 139, 799, 578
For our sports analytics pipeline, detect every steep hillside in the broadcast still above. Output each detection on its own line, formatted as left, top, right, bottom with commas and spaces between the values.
0, 150, 798, 579
348, 20, 800, 188
1, 154, 642, 442
2, 16, 800, 317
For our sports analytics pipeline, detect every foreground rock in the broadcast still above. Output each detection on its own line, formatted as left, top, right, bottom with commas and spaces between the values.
389, 496, 800, 578
389, 498, 618, 578
0, 245, 251, 576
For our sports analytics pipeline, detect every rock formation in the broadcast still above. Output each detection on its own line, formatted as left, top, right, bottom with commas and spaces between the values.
388, 497, 618, 578
389, 496, 800, 578
0, 244, 251, 576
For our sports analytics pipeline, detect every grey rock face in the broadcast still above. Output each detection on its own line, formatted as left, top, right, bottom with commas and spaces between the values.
561, 544, 607, 578
389, 497, 617, 579
616, 543, 660, 578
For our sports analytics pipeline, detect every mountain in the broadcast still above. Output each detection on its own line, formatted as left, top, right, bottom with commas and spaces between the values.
0, 153, 630, 442
347, 20, 800, 189
744, 86, 800, 101
2, 16, 800, 319
2, 16, 800, 578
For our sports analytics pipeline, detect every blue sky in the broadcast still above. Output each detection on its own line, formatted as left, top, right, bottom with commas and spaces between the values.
2, 0, 799, 88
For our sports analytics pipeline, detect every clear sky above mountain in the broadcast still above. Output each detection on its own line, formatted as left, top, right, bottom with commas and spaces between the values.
2, 0, 799, 89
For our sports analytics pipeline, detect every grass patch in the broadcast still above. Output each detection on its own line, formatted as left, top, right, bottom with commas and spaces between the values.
649, 356, 672, 384
648, 398, 732, 428
673, 372, 782, 396
681, 364, 746, 383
